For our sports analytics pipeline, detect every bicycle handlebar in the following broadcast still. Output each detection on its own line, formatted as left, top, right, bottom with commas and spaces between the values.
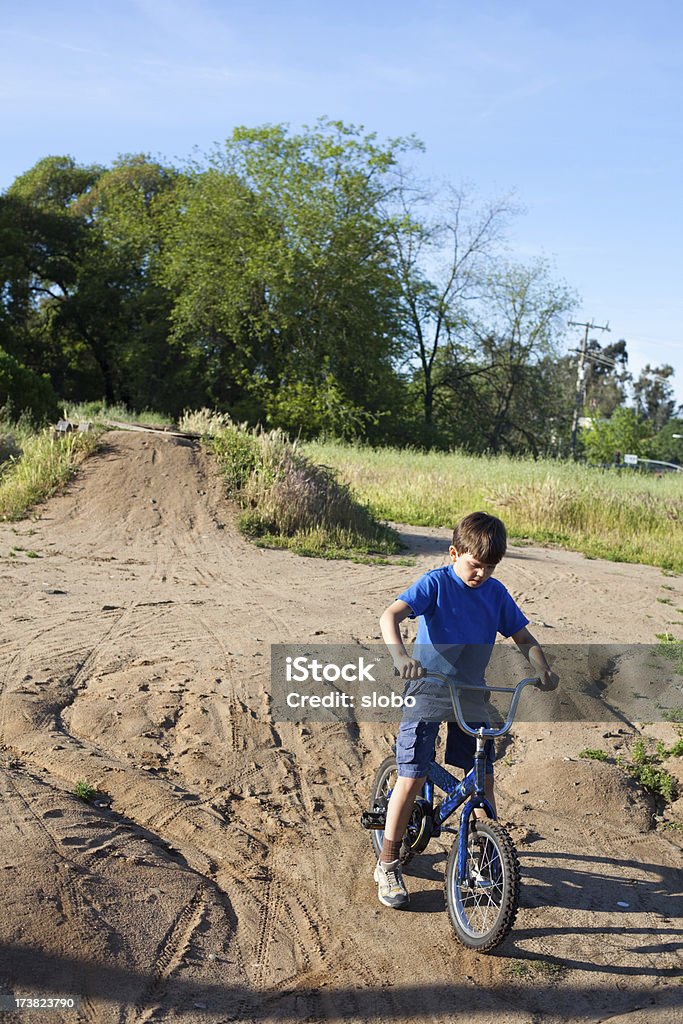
407, 670, 541, 739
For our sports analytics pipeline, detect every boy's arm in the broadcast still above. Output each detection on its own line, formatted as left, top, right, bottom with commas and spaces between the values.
510, 626, 559, 691
380, 599, 425, 679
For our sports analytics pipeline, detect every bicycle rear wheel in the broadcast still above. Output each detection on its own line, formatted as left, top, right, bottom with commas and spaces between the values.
367, 756, 431, 866
444, 819, 520, 951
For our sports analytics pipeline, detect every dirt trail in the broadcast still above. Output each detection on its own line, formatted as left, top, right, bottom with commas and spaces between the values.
0, 430, 681, 1023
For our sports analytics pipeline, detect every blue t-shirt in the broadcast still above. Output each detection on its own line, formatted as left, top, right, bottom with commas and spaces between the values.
397, 565, 528, 684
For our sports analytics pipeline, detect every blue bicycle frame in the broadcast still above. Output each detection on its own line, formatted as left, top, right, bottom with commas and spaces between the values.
415, 674, 539, 880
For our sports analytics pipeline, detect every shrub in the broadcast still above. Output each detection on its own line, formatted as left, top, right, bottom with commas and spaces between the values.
205, 419, 400, 558
622, 738, 677, 805
0, 348, 59, 423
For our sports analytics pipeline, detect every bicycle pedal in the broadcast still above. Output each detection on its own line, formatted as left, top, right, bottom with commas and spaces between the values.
360, 810, 386, 830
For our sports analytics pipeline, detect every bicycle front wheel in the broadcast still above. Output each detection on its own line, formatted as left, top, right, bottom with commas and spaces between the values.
444, 819, 520, 951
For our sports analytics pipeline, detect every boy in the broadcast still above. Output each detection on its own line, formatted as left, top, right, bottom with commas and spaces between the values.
376, 511, 558, 909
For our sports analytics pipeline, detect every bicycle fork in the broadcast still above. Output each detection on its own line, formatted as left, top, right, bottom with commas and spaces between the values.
456, 732, 495, 884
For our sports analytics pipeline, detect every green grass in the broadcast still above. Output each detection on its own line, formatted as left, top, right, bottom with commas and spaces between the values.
64, 400, 175, 429
504, 958, 565, 980
303, 441, 683, 571
73, 780, 96, 802
657, 737, 683, 758
656, 633, 683, 675
579, 748, 609, 761
199, 415, 403, 561
0, 424, 100, 521
621, 738, 678, 805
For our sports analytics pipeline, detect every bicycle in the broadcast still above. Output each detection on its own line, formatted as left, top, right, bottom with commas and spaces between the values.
361, 671, 541, 951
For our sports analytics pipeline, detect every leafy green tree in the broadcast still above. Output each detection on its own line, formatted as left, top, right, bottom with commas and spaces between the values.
434, 259, 577, 453
583, 339, 630, 418
62, 155, 185, 409
1, 159, 103, 397
0, 348, 59, 422
650, 418, 683, 464
633, 363, 678, 431
164, 120, 417, 436
2, 154, 186, 410
582, 406, 652, 464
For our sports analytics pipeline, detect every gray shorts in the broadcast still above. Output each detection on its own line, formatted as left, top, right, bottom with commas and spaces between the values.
395, 675, 495, 778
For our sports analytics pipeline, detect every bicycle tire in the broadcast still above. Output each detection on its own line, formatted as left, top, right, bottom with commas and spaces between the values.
367, 756, 431, 866
444, 819, 520, 951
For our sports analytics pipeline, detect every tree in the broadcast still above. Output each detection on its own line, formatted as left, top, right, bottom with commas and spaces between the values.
583, 338, 631, 418
62, 155, 185, 409
434, 259, 577, 453
1, 154, 186, 409
389, 183, 514, 440
0, 347, 59, 422
650, 417, 683, 465
582, 406, 652, 464
163, 120, 416, 435
1, 158, 103, 394
633, 364, 678, 432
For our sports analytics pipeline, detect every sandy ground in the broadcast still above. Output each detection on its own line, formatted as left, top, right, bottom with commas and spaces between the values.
0, 429, 681, 1024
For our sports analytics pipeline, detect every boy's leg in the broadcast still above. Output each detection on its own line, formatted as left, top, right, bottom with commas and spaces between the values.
380, 775, 426, 862
444, 721, 497, 820
374, 719, 438, 909
375, 777, 425, 909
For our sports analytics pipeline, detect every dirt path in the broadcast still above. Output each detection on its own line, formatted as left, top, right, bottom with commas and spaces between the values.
0, 430, 681, 1023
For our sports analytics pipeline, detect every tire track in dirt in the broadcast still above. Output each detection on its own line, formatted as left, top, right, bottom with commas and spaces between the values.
0, 769, 109, 1022
122, 885, 209, 1024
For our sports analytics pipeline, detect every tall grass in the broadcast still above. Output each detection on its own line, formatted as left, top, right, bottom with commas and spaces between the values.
303, 441, 683, 572
65, 400, 175, 428
0, 426, 99, 520
196, 413, 401, 560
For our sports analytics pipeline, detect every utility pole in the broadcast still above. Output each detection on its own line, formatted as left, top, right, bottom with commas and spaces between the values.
569, 319, 611, 457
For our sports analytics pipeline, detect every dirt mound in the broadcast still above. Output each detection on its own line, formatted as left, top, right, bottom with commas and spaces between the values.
0, 429, 682, 1023
500, 758, 655, 833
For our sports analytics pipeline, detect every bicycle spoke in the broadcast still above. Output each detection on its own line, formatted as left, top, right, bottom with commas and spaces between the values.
447, 823, 519, 946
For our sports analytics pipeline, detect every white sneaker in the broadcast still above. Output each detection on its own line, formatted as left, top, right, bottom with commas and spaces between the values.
374, 858, 409, 908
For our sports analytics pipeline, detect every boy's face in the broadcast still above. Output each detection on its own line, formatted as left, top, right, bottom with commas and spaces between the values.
449, 546, 497, 588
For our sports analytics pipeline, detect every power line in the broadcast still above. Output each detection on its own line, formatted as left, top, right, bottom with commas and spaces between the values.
569, 349, 617, 371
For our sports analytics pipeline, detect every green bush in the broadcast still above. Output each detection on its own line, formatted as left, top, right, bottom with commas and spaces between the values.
0, 348, 59, 423
622, 738, 677, 805
205, 420, 401, 559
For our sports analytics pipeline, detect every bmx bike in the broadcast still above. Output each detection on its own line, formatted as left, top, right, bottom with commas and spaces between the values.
361, 671, 541, 951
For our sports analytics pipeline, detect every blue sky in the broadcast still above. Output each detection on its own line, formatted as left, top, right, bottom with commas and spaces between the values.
2, 0, 682, 405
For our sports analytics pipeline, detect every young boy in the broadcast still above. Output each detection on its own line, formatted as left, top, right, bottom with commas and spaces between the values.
376, 511, 558, 909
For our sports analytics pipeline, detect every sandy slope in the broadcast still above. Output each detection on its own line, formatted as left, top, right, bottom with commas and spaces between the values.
0, 429, 681, 1024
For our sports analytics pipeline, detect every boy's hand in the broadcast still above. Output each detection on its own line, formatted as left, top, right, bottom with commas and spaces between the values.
535, 669, 559, 692
393, 656, 425, 680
